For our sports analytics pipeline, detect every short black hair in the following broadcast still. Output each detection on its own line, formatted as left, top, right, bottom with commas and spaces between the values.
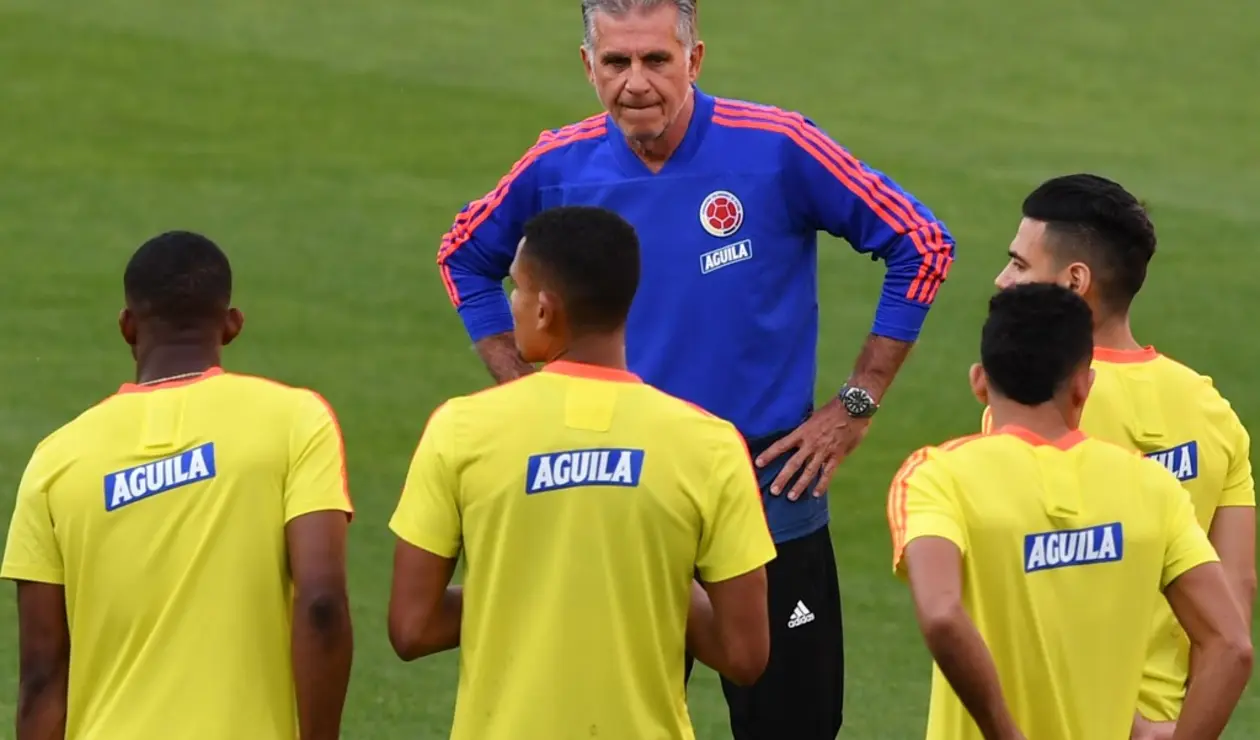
981, 283, 1094, 406
1022, 173, 1156, 312
123, 231, 232, 329
520, 206, 640, 333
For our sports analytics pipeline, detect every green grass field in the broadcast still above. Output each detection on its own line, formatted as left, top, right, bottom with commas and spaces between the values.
0, 1, 1257, 737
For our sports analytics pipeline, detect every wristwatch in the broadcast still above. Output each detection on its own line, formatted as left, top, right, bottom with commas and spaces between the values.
838, 385, 879, 419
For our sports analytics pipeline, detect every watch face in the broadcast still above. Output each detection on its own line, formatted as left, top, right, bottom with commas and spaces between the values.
843, 388, 875, 417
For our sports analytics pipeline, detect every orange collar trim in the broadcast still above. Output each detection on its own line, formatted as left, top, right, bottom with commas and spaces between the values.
116, 367, 224, 394
542, 360, 642, 383
1093, 346, 1158, 364
998, 424, 1087, 451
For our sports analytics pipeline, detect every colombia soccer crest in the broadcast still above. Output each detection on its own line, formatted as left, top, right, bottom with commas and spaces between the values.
699, 190, 744, 238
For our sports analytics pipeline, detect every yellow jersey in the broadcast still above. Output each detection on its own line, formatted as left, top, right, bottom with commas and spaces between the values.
1, 368, 353, 740
389, 360, 776, 740
980, 346, 1254, 719
887, 425, 1219, 740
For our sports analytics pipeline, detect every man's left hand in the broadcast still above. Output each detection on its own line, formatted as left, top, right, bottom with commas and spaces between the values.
756, 397, 871, 501
1130, 712, 1175, 740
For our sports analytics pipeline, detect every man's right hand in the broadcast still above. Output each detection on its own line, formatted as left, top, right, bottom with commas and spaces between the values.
474, 332, 535, 384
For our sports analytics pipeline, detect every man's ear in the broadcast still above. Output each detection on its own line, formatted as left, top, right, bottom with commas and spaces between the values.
119, 308, 137, 346
968, 362, 989, 406
688, 40, 705, 82
1065, 261, 1092, 297
223, 308, 245, 346
580, 45, 595, 85
537, 289, 560, 333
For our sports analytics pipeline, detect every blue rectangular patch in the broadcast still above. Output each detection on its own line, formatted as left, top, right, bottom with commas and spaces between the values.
104, 442, 217, 512
525, 448, 645, 494
1145, 441, 1199, 482
1024, 522, 1124, 573
699, 239, 752, 274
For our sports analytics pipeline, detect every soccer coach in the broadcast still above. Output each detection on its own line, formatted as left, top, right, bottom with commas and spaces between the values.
435, 1, 955, 738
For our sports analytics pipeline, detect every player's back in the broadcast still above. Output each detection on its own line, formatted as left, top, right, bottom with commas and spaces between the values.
1080, 347, 1253, 717
1082, 347, 1250, 527
20, 368, 349, 739
904, 429, 1205, 740
434, 363, 766, 740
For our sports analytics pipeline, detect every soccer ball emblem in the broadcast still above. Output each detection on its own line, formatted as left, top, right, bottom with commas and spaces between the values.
700, 191, 744, 238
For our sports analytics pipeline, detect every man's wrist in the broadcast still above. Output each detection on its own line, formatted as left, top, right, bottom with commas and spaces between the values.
837, 384, 880, 418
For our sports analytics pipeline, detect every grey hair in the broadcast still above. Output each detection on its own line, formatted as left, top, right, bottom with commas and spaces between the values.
581, 0, 698, 54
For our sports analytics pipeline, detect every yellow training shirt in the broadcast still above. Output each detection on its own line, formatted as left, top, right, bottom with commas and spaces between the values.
1, 368, 353, 739
390, 360, 776, 740
980, 346, 1254, 719
887, 426, 1219, 740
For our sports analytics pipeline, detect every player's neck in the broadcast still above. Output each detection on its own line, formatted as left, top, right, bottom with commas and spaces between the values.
135, 343, 222, 384
1092, 313, 1143, 353
987, 401, 1075, 443
628, 92, 695, 171
551, 335, 628, 373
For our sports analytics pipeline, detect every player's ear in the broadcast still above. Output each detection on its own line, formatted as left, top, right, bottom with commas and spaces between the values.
536, 290, 558, 332
1065, 262, 1091, 297
222, 307, 244, 346
688, 40, 705, 82
968, 363, 989, 405
119, 308, 137, 347
580, 45, 596, 85
1065, 366, 1094, 428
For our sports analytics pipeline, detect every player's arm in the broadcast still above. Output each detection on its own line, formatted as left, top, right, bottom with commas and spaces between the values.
785, 119, 956, 398
1, 450, 70, 740
388, 544, 462, 660
1158, 480, 1253, 740
889, 451, 1024, 740
1209, 416, 1256, 625
1207, 508, 1255, 625
287, 513, 352, 740
284, 394, 355, 740
388, 403, 464, 659
689, 428, 776, 686
437, 134, 550, 384
15, 583, 68, 740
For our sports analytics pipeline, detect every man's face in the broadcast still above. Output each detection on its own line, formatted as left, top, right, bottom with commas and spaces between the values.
581, 5, 703, 145
994, 218, 1071, 291
508, 240, 553, 363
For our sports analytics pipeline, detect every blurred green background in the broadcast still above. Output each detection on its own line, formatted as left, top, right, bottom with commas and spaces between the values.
0, 0, 1256, 736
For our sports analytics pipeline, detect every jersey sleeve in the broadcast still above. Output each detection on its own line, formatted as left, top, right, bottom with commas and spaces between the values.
1219, 410, 1254, 507
783, 114, 956, 343
887, 447, 965, 578
389, 402, 462, 559
0, 448, 64, 585
1159, 471, 1220, 589
437, 133, 547, 343
696, 426, 777, 583
284, 391, 354, 523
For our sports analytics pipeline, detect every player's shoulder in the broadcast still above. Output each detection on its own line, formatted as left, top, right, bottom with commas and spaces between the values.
1103, 350, 1224, 401
710, 93, 832, 147
641, 385, 744, 438
26, 391, 125, 468
1146, 352, 1244, 427
210, 371, 337, 417
425, 374, 539, 434
893, 433, 988, 481
520, 113, 611, 164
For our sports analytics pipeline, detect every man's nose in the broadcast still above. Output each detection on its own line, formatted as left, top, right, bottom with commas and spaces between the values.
625, 63, 651, 93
